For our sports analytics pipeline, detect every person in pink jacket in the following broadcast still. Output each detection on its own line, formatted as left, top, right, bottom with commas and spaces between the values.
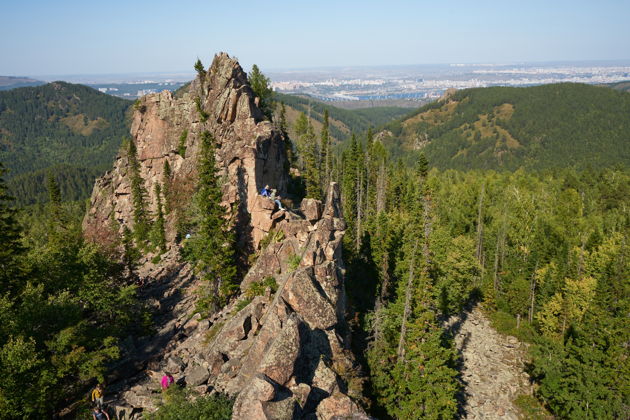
161, 372, 175, 390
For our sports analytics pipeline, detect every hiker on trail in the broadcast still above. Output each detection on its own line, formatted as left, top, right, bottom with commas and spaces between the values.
91, 384, 104, 409
260, 184, 271, 197
161, 372, 175, 390
270, 189, 285, 211
92, 406, 110, 420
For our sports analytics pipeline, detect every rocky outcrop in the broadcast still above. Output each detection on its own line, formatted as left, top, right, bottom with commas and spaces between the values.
82, 52, 367, 419
83, 52, 288, 252
447, 306, 533, 419
109, 184, 368, 420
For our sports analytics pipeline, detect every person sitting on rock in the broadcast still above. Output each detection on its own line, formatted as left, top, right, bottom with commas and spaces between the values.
270, 189, 285, 211
260, 185, 271, 197
92, 406, 110, 420
161, 372, 175, 390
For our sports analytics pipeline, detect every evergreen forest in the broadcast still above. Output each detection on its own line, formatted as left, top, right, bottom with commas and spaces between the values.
0, 82, 131, 205
382, 83, 630, 170
0, 70, 628, 419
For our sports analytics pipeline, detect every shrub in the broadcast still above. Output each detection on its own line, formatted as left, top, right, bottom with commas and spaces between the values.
146, 386, 233, 420
288, 254, 301, 270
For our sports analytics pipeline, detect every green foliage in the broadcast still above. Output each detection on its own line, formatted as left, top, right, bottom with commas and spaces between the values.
194, 58, 205, 78
287, 253, 301, 270
384, 83, 630, 170
178, 129, 188, 157
127, 138, 150, 242
147, 386, 233, 420
245, 276, 278, 299
248, 64, 274, 119
338, 137, 629, 419
0, 177, 145, 417
150, 183, 167, 253
194, 97, 209, 122
275, 92, 409, 142
0, 82, 131, 204
183, 131, 237, 313
0, 162, 26, 296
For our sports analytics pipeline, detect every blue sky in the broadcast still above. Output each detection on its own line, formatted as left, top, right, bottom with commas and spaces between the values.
1, 0, 629, 76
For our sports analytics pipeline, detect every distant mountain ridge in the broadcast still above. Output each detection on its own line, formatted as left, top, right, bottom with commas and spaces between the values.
276, 92, 410, 143
0, 76, 45, 90
380, 83, 630, 170
0, 81, 131, 204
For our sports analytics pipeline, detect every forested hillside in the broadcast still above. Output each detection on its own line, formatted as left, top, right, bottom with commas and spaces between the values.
0, 82, 131, 204
380, 83, 630, 170
286, 104, 629, 418
275, 92, 409, 143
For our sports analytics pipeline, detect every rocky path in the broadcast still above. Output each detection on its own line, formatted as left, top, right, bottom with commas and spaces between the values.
447, 306, 533, 419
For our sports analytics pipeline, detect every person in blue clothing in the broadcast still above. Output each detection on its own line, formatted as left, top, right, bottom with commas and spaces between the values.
260, 185, 271, 197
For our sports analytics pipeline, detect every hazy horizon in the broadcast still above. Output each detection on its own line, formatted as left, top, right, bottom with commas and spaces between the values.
2, 0, 629, 76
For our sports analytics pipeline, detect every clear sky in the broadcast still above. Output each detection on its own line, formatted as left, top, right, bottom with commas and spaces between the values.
1, 0, 629, 76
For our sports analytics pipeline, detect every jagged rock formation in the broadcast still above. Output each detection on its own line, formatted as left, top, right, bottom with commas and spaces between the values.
447, 307, 533, 419
83, 52, 287, 251
82, 53, 367, 419
107, 185, 367, 420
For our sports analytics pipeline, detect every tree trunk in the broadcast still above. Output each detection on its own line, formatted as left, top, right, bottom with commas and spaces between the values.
376, 161, 386, 214
356, 170, 364, 252
475, 183, 485, 263
528, 261, 538, 323
397, 239, 418, 363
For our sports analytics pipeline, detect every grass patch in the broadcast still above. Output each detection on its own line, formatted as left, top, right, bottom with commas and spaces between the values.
488, 310, 538, 344
514, 394, 553, 420
288, 254, 301, 271
234, 297, 252, 313
203, 321, 224, 344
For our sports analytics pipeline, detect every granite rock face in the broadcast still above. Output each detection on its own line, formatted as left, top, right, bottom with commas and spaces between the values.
108, 184, 366, 420
83, 52, 365, 420
83, 52, 288, 252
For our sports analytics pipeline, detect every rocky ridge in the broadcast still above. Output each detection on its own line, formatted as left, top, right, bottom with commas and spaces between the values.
83, 52, 288, 251
82, 53, 367, 419
447, 306, 533, 419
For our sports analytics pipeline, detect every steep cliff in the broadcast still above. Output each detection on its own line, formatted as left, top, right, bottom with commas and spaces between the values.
83, 52, 287, 252
83, 53, 367, 420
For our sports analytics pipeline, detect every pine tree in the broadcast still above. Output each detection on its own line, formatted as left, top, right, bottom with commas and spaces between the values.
278, 102, 288, 134
320, 109, 331, 192
0, 162, 25, 296
46, 171, 62, 225
302, 120, 321, 199
186, 131, 237, 312
248, 64, 273, 119
162, 160, 172, 214
127, 138, 150, 242
152, 183, 167, 253
194, 58, 205, 78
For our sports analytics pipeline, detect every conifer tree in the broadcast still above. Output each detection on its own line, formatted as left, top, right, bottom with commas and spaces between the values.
302, 120, 321, 199
46, 171, 62, 227
127, 138, 150, 242
186, 131, 237, 311
248, 64, 273, 119
0, 162, 25, 296
162, 160, 172, 214
278, 102, 288, 134
320, 109, 331, 191
194, 58, 205, 78
152, 183, 167, 253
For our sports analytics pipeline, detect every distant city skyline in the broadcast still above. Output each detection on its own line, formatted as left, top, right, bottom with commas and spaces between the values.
1, 0, 629, 76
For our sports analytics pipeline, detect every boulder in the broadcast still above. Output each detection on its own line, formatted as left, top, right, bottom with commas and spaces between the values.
316, 393, 365, 420
301, 198, 323, 222
185, 365, 210, 387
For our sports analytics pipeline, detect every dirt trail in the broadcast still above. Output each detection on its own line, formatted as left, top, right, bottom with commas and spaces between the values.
447, 306, 533, 419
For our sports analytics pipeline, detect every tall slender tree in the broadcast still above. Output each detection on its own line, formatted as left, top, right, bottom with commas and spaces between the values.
186, 131, 237, 312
